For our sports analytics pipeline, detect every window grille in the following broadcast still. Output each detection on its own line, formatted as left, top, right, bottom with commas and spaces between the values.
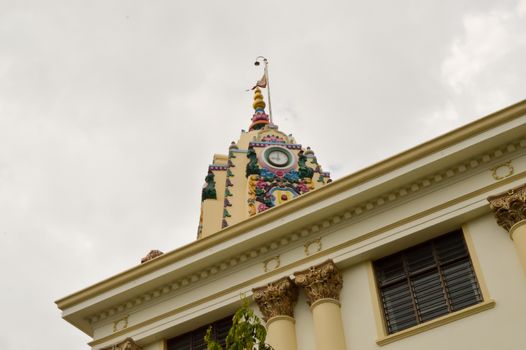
373, 230, 483, 334
166, 315, 232, 350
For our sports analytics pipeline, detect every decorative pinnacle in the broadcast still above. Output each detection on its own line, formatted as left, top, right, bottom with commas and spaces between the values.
253, 87, 266, 111
249, 87, 270, 131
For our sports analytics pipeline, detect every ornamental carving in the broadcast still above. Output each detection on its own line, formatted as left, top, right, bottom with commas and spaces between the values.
491, 161, 514, 180
112, 315, 129, 332
102, 338, 142, 350
252, 276, 299, 322
304, 238, 322, 256
247, 169, 314, 215
140, 250, 163, 264
294, 259, 343, 306
487, 183, 526, 231
201, 170, 217, 201
263, 255, 281, 272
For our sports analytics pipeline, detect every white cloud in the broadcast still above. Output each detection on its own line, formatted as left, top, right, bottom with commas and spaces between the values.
518, 0, 526, 16
435, 2, 526, 122
441, 9, 525, 93
419, 101, 461, 137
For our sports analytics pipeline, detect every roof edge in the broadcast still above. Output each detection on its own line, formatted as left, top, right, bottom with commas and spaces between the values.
56, 98, 526, 311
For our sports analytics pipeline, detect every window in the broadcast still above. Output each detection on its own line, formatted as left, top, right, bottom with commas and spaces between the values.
166, 315, 232, 350
373, 230, 483, 334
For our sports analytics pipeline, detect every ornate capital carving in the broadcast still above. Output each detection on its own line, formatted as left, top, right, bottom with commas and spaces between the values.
253, 276, 299, 322
294, 259, 342, 306
102, 338, 142, 350
488, 183, 526, 231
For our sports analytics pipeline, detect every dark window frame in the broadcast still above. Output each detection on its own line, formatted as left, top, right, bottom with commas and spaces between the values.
373, 229, 484, 334
166, 315, 232, 350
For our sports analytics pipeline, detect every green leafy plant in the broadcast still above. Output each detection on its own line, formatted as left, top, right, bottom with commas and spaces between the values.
205, 300, 273, 350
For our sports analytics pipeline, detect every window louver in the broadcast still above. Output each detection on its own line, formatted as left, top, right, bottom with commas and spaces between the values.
167, 316, 232, 350
374, 230, 483, 334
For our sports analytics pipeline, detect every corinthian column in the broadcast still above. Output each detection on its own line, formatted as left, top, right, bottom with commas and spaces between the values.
294, 260, 347, 350
253, 277, 299, 350
488, 183, 526, 273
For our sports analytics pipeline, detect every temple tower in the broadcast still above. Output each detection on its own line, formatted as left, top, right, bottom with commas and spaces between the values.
198, 87, 331, 238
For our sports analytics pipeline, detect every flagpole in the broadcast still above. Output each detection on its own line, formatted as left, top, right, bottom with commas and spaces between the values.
264, 60, 274, 126
254, 56, 274, 126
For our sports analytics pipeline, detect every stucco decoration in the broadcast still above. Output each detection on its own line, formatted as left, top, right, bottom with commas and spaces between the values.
112, 315, 129, 332
247, 169, 314, 215
246, 147, 260, 177
141, 250, 164, 264
488, 183, 526, 231
298, 150, 314, 179
263, 255, 281, 272
201, 170, 217, 201
261, 134, 286, 143
253, 276, 299, 322
102, 338, 142, 350
304, 238, 322, 256
294, 259, 343, 306
491, 160, 514, 180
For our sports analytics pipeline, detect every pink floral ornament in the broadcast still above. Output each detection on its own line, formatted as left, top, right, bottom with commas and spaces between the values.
258, 203, 269, 212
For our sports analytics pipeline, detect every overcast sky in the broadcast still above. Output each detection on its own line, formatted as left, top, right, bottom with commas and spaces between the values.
1, 1, 526, 349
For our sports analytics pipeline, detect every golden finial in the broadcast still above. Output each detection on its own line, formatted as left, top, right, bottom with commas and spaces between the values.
253, 87, 266, 111
249, 88, 270, 131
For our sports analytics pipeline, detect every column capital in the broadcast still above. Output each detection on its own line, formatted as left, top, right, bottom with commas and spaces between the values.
253, 276, 299, 322
488, 183, 526, 232
294, 259, 343, 306
102, 338, 142, 350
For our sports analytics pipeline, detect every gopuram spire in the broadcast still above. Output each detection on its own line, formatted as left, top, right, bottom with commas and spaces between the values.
197, 58, 331, 238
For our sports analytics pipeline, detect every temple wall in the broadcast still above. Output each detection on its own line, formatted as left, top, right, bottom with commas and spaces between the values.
134, 209, 526, 350
338, 213, 526, 349
63, 109, 526, 350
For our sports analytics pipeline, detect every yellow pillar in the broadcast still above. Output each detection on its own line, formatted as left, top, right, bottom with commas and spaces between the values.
510, 221, 526, 269
295, 260, 347, 350
253, 277, 299, 350
266, 316, 298, 350
311, 298, 347, 350
488, 184, 526, 274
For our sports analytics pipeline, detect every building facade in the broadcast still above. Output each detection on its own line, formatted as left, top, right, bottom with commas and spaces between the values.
56, 94, 526, 350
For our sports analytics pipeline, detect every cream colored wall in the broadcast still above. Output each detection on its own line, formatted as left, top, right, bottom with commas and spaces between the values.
87, 171, 526, 346
88, 172, 526, 344
257, 210, 526, 350
236, 129, 258, 149
335, 213, 526, 350
264, 213, 526, 350
142, 340, 165, 350
140, 212, 526, 350
294, 292, 316, 350
224, 149, 249, 226
201, 168, 226, 237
